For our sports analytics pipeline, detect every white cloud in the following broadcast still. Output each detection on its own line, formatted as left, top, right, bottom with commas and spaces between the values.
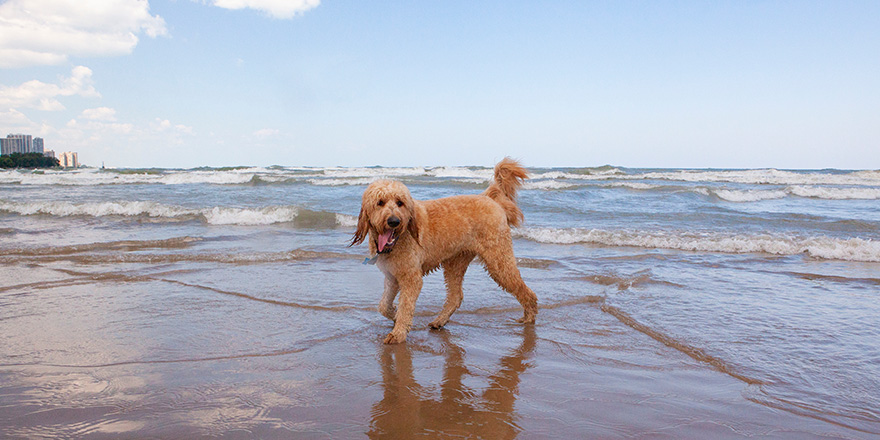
66, 117, 133, 134
0, 65, 100, 111
253, 128, 280, 138
80, 107, 118, 121
210, 0, 320, 19
0, 0, 167, 68
151, 118, 194, 134
151, 118, 172, 131
56, 114, 195, 166
0, 108, 38, 132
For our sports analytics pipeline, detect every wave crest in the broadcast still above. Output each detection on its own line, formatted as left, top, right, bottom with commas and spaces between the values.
514, 227, 880, 262
4, 167, 879, 191
0, 200, 352, 228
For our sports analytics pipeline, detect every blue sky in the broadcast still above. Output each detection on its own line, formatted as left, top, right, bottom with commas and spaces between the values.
1, 0, 878, 169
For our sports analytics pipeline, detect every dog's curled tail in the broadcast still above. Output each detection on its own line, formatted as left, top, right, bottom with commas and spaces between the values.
484, 157, 528, 227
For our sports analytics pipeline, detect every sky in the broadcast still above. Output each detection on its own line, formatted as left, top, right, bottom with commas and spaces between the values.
1, 0, 878, 169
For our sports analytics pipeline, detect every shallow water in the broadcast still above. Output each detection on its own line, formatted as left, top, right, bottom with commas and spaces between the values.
1, 165, 878, 438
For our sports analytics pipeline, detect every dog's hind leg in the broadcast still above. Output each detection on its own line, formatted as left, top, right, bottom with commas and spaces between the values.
430, 253, 475, 329
479, 240, 538, 324
379, 274, 399, 321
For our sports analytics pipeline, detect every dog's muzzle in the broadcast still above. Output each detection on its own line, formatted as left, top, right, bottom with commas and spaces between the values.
377, 227, 400, 253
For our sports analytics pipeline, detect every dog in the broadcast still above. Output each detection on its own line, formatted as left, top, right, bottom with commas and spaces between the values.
351, 158, 538, 344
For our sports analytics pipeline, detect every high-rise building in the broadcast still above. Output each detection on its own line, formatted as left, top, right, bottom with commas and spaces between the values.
59, 152, 79, 168
2, 134, 51, 155
1, 134, 33, 155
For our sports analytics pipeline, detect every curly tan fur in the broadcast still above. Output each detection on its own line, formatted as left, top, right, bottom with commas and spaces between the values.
352, 158, 538, 344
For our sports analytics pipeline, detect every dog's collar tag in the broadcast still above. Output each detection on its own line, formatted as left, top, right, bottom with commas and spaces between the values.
363, 255, 379, 265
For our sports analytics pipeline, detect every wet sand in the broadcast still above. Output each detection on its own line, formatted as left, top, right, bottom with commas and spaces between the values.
0, 240, 873, 439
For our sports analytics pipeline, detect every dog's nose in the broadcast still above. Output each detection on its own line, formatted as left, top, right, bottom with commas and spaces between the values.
387, 216, 401, 228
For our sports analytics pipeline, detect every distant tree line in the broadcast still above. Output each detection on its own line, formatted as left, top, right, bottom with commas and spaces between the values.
0, 153, 61, 168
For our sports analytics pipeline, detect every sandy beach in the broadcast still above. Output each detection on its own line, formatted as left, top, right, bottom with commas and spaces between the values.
0, 238, 874, 438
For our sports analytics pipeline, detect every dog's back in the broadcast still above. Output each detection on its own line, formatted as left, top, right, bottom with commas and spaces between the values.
482, 158, 528, 227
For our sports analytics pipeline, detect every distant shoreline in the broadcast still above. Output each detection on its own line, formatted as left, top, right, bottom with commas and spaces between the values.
0, 152, 61, 169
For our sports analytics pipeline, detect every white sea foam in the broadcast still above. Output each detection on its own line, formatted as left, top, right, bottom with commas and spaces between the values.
0, 168, 139, 185
0, 200, 338, 227
703, 186, 880, 202
712, 189, 788, 202
531, 171, 575, 180
335, 213, 359, 228
593, 167, 626, 176
513, 227, 880, 262
427, 166, 494, 180
321, 167, 428, 179
6, 167, 878, 189
8, 167, 876, 202
158, 171, 255, 185
787, 186, 880, 200
629, 169, 880, 186
602, 182, 662, 190
0, 199, 196, 218
523, 180, 577, 190
307, 177, 381, 186
256, 175, 293, 183
0, 169, 260, 186
203, 206, 299, 225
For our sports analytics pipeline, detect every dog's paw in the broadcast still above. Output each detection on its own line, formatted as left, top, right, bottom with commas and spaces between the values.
516, 315, 536, 324
428, 318, 447, 330
383, 332, 406, 344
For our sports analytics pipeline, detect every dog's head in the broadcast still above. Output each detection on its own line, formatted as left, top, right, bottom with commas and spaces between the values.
350, 179, 419, 252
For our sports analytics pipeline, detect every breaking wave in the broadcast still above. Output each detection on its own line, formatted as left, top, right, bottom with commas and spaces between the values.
0, 168, 260, 186
710, 189, 788, 202
523, 179, 579, 190
786, 185, 880, 200
707, 186, 880, 202
0, 200, 350, 228
3, 167, 879, 193
514, 227, 880, 262
629, 169, 880, 186
0, 200, 194, 218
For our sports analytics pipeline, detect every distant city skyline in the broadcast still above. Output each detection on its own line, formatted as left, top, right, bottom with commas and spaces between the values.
0, 133, 44, 155
0, 132, 80, 167
1, 0, 878, 169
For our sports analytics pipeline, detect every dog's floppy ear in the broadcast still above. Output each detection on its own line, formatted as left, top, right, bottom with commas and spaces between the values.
406, 199, 420, 245
350, 206, 369, 246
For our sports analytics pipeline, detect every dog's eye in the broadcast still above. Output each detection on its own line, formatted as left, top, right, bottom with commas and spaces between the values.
396, 200, 404, 207
377, 200, 385, 207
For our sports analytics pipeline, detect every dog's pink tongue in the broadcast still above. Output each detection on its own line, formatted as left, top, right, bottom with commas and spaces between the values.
378, 230, 394, 252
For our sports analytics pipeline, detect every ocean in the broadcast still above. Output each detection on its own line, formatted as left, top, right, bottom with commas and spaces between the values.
1, 165, 878, 438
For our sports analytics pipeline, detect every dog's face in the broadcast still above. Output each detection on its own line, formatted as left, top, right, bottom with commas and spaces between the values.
351, 180, 419, 252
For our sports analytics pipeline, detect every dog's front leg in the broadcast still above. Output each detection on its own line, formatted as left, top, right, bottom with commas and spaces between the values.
384, 272, 423, 344
379, 274, 399, 321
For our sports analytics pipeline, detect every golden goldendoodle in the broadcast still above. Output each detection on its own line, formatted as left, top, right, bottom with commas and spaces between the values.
351, 158, 538, 344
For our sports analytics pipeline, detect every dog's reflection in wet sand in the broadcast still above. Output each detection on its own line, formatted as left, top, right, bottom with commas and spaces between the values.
368, 326, 536, 439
